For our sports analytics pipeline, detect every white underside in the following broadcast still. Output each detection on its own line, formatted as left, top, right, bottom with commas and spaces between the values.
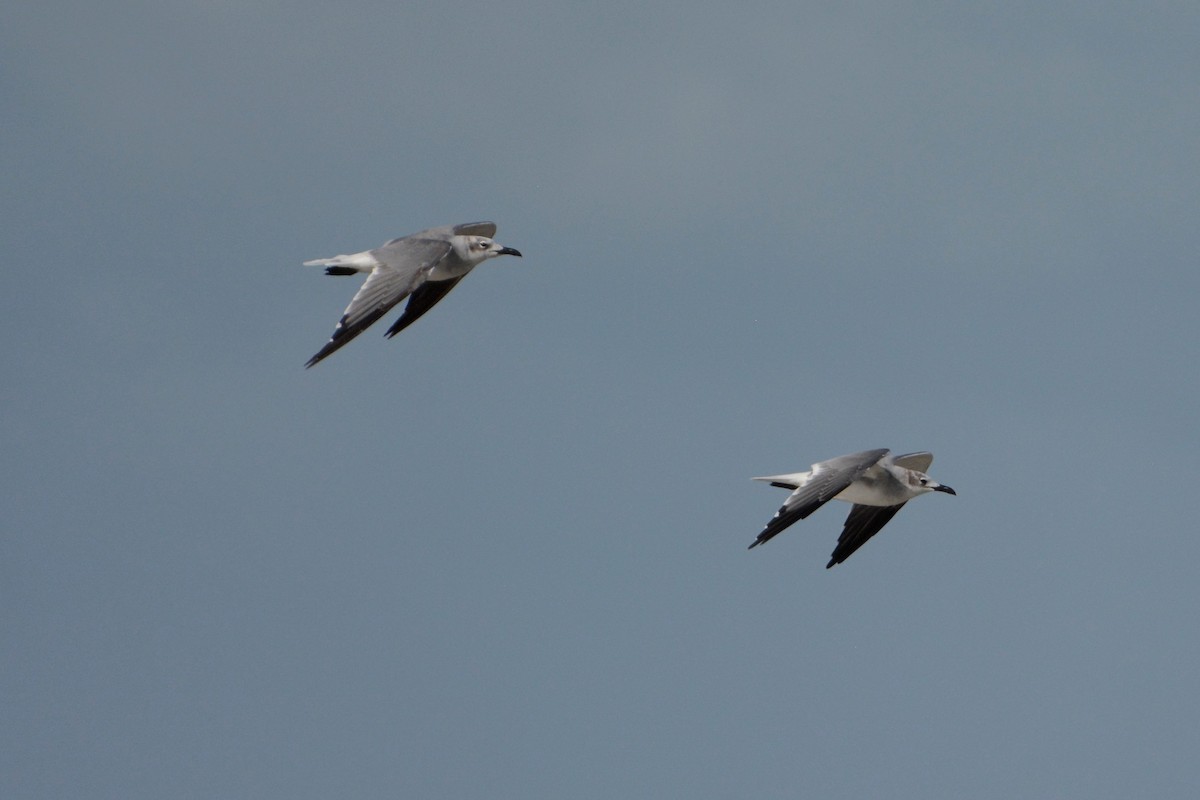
428, 260, 477, 280
832, 482, 895, 506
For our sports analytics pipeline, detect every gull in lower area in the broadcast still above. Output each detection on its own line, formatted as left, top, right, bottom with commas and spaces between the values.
748, 449, 956, 568
304, 221, 522, 368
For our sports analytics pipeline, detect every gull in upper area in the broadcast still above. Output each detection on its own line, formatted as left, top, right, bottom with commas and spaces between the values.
304, 221, 521, 368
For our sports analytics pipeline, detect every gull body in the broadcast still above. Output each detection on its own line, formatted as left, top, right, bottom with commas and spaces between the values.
748, 449, 956, 568
304, 221, 521, 368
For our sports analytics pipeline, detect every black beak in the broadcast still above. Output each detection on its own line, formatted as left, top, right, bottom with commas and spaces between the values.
498, 246, 522, 257
934, 484, 957, 496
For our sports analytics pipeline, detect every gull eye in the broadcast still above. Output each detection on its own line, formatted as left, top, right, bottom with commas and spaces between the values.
919, 478, 928, 485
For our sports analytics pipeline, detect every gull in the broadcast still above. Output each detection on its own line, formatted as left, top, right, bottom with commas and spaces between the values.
304, 221, 522, 367
747, 449, 955, 568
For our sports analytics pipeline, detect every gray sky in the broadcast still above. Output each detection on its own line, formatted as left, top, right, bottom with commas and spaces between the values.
3, 2, 1198, 797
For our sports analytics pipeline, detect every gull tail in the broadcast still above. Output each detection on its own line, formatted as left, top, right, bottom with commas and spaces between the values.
751, 472, 808, 491
303, 252, 377, 274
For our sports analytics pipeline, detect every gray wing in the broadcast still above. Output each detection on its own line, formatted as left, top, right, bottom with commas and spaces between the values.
891, 451, 933, 472
452, 221, 496, 237
748, 449, 889, 549
374, 222, 498, 337
306, 237, 451, 368
381, 221, 496, 247
826, 503, 906, 568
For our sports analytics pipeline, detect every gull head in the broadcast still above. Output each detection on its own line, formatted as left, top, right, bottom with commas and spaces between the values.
454, 235, 523, 264
906, 470, 956, 496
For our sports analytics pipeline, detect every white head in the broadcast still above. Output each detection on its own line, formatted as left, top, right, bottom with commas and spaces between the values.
905, 469, 957, 496
453, 235, 523, 264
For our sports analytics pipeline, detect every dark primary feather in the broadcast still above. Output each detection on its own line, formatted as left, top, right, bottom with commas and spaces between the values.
748, 495, 828, 549
385, 277, 465, 338
826, 503, 906, 568
305, 303, 398, 368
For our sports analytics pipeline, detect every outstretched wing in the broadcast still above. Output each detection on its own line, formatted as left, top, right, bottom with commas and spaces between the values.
306, 237, 451, 367
826, 503, 906, 568
748, 449, 889, 549
891, 452, 933, 473
384, 276, 466, 338
452, 221, 496, 237
381, 220, 497, 246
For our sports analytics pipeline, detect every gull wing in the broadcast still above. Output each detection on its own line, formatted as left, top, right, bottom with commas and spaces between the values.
891, 452, 934, 473
381, 221, 496, 247
385, 276, 466, 338
305, 237, 451, 367
826, 503, 906, 568
452, 221, 496, 238
748, 449, 889, 549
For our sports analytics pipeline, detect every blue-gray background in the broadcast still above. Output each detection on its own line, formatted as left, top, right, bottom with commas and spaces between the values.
4, 2, 1197, 797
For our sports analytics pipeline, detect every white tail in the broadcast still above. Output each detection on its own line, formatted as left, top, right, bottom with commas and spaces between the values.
751, 471, 810, 490
302, 251, 377, 272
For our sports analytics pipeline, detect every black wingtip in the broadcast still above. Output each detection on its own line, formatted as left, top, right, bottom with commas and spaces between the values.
748, 529, 778, 549
324, 266, 358, 276
305, 341, 336, 368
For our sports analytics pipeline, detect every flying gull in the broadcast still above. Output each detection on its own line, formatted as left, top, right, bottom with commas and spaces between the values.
748, 449, 956, 568
304, 221, 522, 367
